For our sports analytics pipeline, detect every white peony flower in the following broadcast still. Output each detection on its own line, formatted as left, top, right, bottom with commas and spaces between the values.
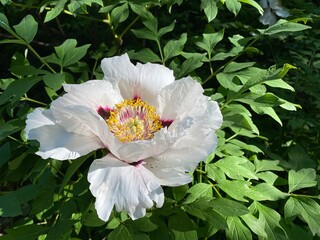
259, 0, 290, 25
25, 54, 222, 221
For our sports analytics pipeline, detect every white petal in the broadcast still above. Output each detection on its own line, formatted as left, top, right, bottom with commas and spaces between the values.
144, 158, 192, 186
62, 80, 123, 110
135, 62, 175, 105
274, 8, 290, 18
101, 54, 138, 99
259, 9, 277, 25
108, 128, 170, 163
88, 154, 164, 221
26, 108, 104, 160
101, 54, 174, 104
155, 78, 222, 171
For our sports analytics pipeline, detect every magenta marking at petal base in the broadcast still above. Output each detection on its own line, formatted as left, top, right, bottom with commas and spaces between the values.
97, 106, 112, 120
130, 160, 144, 167
161, 119, 173, 128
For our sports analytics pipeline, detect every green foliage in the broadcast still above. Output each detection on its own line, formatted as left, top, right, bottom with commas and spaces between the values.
0, 0, 319, 239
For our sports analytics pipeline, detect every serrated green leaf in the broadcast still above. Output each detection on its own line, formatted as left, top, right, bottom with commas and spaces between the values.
185, 183, 212, 203
13, 15, 38, 43
288, 168, 317, 193
285, 197, 320, 236
163, 33, 187, 61
261, 19, 311, 35
226, 216, 252, 240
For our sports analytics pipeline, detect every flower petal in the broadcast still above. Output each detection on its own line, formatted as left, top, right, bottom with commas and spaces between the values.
144, 157, 192, 186
108, 127, 170, 162
101, 54, 175, 104
62, 80, 123, 110
26, 108, 104, 160
155, 77, 222, 171
88, 154, 164, 221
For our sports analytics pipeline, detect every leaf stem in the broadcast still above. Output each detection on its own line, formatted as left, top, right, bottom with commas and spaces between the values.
21, 95, 47, 106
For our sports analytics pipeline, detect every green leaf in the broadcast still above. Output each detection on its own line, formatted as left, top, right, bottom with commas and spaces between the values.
130, 217, 158, 232
108, 225, 134, 240
111, 3, 129, 27
200, 0, 218, 22
168, 212, 198, 240
251, 106, 282, 125
0, 119, 25, 141
13, 15, 38, 43
0, 12, 12, 33
217, 180, 250, 202
238, 0, 263, 14
59, 154, 91, 194
82, 209, 106, 227
196, 29, 224, 56
46, 220, 77, 240
261, 19, 311, 35
264, 79, 295, 91
43, 73, 66, 91
0, 142, 11, 167
185, 183, 212, 203
0, 193, 21, 217
240, 214, 268, 238
225, 0, 242, 16
211, 198, 249, 216
214, 156, 258, 180
250, 183, 289, 201
0, 77, 42, 105
129, 48, 161, 63
44, 0, 68, 23
206, 164, 226, 182
149, 217, 170, 240
173, 184, 189, 203
285, 197, 320, 236
54, 39, 90, 67
10, 65, 49, 77
158, 21, 175, 38
163, 33, 187, 61
175, 55, 204, 79
250, 201, 287, 240
254, 159, 284, 172
226, 216, 252, 240
285, 145, 316, 170
184, 199, 227, 229
288, 168, 317, 193
1, 225, 49, 240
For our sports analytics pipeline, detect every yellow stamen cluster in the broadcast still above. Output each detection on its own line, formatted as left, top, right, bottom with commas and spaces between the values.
106, 99, 162, 143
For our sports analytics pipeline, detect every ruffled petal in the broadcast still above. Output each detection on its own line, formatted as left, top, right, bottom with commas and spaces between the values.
144, 157, 192, 186
259, 8, 277, 25
88, 154, 164, 221
108, 127, 170, 163
62, 80, 123, 110
155, 77, 222, 171
101, 54, 174, 104
26, 108, 104, 160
